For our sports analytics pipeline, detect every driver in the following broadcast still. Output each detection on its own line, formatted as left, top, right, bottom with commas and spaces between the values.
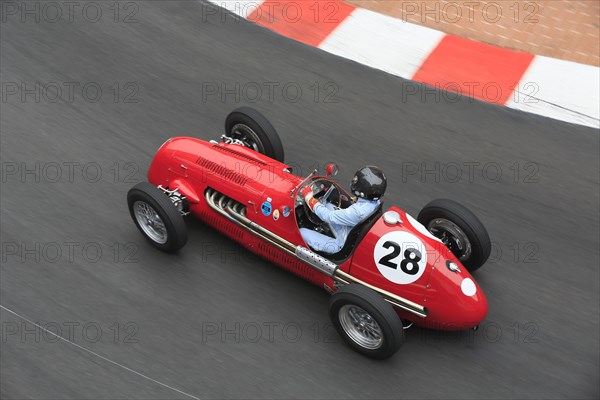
300, 166, 386, 254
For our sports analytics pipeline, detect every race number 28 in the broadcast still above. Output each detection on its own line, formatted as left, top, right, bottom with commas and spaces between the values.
374, 232, 427, 284
379, 242, 422, 275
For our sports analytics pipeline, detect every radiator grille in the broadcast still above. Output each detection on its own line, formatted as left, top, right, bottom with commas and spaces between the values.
196, 157, 249, 186
212, 145, 268, 166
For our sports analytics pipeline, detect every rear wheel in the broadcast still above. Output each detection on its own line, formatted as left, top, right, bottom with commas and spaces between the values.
329, 284, 404, 359
417, 199, 491, 272
127, 182, 187, 253
225, 107, 285, 162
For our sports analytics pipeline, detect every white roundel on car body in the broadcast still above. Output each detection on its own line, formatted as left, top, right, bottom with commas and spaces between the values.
461, 278, 477, 296
406, 213, 443, 243
373, 231, 428, 284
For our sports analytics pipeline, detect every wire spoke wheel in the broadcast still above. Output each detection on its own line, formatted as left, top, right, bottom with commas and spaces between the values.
417, 199, 491, 272
329, 284, 403, 359
428, 218, 472, 262
225, 107, 285, 162
127, 182, 188, 253
339, 305, 383, 349
230, 123, 265, 153
133, 201, 168, 244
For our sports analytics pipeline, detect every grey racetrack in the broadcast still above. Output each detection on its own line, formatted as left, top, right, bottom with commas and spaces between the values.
1, 1, 598, 399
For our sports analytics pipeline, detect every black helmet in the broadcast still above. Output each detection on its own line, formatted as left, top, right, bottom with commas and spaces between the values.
351, 166, 387, 200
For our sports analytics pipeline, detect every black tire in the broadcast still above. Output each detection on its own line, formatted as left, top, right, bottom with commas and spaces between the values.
417, 199, 491, 272
127, 182, 188, 253
329, 284, 404, 359
225, 107, 285, 162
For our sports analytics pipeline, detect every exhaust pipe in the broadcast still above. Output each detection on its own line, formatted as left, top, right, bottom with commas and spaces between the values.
205, 188, 428, 318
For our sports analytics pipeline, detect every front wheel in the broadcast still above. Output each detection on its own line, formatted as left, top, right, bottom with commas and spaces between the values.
127, 182, 188, 253
329, 284, 404, 359
225, 107, 285, 162
417, 199, 491, 272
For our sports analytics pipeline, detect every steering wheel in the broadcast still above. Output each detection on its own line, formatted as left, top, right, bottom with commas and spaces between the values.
303, 179, 342, 225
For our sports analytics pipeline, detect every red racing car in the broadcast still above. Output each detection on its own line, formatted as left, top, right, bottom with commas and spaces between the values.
127, 107, 492, 359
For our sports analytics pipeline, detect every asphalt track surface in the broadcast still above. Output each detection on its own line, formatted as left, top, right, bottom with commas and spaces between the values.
1, 1, 599, 399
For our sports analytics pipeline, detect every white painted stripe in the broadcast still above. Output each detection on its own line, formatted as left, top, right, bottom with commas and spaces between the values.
318, 8, 444, 80
0, 305, 200, 399
506, 56, 600, 129
208, 0, 264, 19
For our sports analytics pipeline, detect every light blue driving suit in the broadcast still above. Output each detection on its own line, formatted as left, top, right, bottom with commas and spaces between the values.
300, 198, 380, 254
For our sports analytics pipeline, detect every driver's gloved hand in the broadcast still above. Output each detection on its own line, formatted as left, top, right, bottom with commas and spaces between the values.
301, 186, 318, 211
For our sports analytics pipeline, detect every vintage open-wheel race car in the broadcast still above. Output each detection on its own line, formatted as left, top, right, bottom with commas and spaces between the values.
127, 107, 492, 359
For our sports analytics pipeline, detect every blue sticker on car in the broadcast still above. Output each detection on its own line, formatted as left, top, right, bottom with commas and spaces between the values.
261, 201, 272, 216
